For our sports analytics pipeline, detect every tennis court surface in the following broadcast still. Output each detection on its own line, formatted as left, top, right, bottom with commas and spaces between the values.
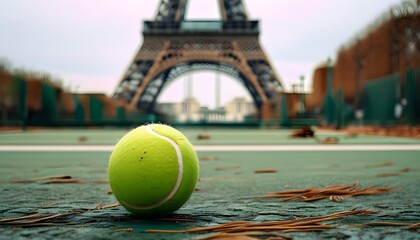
0, 127, 419, 239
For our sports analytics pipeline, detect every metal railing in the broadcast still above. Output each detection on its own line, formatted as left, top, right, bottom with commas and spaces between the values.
143, 20, 259, 34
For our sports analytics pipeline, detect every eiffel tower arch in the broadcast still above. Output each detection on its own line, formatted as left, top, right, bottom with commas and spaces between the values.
113, 0, 284, 121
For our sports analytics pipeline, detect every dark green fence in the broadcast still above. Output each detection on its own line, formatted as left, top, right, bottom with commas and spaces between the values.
74, 95, 85, 124
18, 77, 27, 127
41, 83, 57, 120
362, 73, 400, 125
405, 68, 420, 125
2, 69, 418, 128
89, 95, 104, 123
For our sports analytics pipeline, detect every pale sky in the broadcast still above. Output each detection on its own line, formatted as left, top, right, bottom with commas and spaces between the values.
0, 0, 402, 109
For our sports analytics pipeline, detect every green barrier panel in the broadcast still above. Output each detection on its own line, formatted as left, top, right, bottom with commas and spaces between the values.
0, 75, 17, 123
127, 113, 157, 124
74, 95, 85, 124
362, 73, 399, 125
89, 96, 104, 122
322, 62, 336, 125
280, 94, 289, 125
405, 68, 420, 125
335, 87, 344, 129
17, 77, 27, 128
322, 92, 336, 125
116, 106, 125, 122
41, 84, 56, 120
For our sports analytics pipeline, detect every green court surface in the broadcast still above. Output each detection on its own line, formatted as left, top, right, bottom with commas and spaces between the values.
0, 127, 420, 145
0, 127, 419, 239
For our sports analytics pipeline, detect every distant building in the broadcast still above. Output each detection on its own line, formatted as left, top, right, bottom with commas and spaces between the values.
180, 97, 201, 122
224, 97, 256, 122
156, 97, 255, 122
155, 97, 201, 122
200, 107, 226, 122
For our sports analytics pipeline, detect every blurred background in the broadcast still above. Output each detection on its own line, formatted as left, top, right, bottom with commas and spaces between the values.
0, 0, 419, 131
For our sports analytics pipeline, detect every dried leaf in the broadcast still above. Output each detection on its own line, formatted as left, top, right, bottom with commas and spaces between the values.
376, 173, 400, 177
214, 165, 241, 171
254, 169, 278, 174
200, 156, 218, 161
367, 162, 394, 168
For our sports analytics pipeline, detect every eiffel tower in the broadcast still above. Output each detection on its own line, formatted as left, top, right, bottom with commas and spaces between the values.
112, 0, 283, 121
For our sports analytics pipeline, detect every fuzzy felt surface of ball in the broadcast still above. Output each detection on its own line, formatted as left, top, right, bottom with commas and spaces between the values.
108, 124, 199, 217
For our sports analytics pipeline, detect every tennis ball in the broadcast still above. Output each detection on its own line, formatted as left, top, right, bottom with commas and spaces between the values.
108, 123, 199, 217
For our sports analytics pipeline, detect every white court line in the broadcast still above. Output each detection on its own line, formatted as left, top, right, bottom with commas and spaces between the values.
195, 145, 420, 151
0, 145, 420, 152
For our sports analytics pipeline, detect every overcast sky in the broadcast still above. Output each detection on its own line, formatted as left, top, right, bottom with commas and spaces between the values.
0, 0, 402, 108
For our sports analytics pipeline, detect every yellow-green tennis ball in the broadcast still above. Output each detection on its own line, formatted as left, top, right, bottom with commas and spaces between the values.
108, 123, 199, 217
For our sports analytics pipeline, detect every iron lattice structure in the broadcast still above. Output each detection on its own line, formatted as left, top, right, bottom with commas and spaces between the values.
113, 0, 283, 120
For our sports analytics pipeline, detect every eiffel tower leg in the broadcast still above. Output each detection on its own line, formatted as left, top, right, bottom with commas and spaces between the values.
113, 40, 170, 113
231, 40, 283, 121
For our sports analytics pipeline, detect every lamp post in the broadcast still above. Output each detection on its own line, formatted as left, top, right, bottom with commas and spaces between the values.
299, 75, 305, 113
323, 57, 336, 125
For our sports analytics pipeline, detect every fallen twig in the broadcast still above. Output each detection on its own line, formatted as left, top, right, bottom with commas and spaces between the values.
376, 173, 400, 178
256, 181, 395, 202
11, 175, 109, 184
0, 214, 40, 223
5, 211, 80, 225
97, 203, 120, 210
0, 202, 120, 227
11, 175, 72, 183
145, 209, 377, 234
354, 222, 419, 227
156, 217, 195, 222
43, 179, 83, 184
199, 231, 293, 240
113, 228, 134, 233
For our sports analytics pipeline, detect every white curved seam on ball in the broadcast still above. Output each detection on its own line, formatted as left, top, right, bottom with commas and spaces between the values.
123, 125, 184, 210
